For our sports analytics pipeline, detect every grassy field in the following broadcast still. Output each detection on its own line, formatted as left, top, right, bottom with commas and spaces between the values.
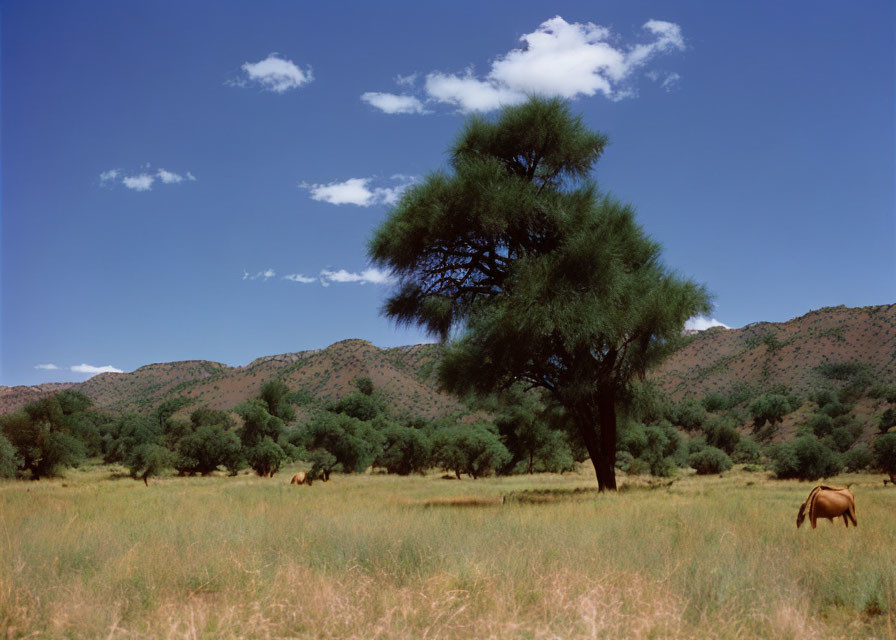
1, 464, 894, 639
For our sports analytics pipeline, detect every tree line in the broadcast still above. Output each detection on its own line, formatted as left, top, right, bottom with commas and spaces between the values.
1, 376, 894, 484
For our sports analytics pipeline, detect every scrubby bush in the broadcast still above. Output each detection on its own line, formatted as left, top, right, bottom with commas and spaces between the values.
843, 445, 873, 472
748, 394, 799, 432
175, 425, 243, 475
431, 422, 511, 479
375, 422, 432, 475
879, 408, 896, 434
703, 416, 741, 455
672, 399, 707, 431
493, 387, 577, 474
873, 433, 896, 476
127, 444, 174, 484
731, 436, 761, 464
619, 422, 683, 477
0, 433, 22, 478
767, 435, 843, 480
1, 392, 98, 479
302, 411, 383, 473
805, 413, 834, 438
689, 446, 733, 475
259, 380, 297, 422
245, 437, 287, 477
825, 426, 860, 453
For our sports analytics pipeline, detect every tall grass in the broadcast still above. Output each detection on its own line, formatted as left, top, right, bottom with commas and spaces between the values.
1, 466, 893, 638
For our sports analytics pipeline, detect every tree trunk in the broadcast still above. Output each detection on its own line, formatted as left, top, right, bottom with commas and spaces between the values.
596, 391, 617, 491
573, 394, 617, 492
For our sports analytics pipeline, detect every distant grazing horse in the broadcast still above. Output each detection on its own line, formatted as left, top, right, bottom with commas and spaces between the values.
796, 485, 857, 529
290, 472, 307, 486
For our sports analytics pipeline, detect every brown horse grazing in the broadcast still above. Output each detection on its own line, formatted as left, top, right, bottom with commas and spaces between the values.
290, 472, 306, 485
796, 485, 857, 529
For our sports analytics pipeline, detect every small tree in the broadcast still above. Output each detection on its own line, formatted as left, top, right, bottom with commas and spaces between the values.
767, 435, 843, 480
673, 399, 708, 432
431, 422, 511, 479
0, 433, 22, 478
245, 437, 287, 477
375, 422, 432, 475
873, 432, 896, 479
302, 412, 382, 473
879, 408, 896, 434
127, 444, 174, 485
843, 445, 873, 472
748, 394, 798, 433
1, 394, 92, 480
259, 380, 297, 422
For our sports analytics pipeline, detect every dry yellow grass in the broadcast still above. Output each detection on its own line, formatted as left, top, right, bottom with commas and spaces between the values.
1, 465, 894, 639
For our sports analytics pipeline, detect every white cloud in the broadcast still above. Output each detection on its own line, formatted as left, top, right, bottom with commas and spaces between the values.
424, 71, 526, 112
243, 269, 276, 281
238, 53, 313, 93
661, 72, 681, 91
122, 174, 155, 191
157, 169, 183, 184
101, 166, 196, 191
34, 363, 60, 370
360, 92, 428, 114
284, 273, 316, 283
685, 316, 730, 332
71, 363, 123, 374
365, 15, 686, 113
99, 169, 119, 184
395, 73, 418, 86
320, 268, 395, 285
301, 175, 415, 207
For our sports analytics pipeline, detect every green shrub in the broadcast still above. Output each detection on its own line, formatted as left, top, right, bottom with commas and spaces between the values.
689, 446, 733, 475
843, 445, 873, 472
302, 412, 383, 474
672, 399, 707, 431
731, 437, 761, 464
0, 433, 22, 478
805, 413, 834, 438
431, 422, 511, 479
245, 437, 287, 477
873, 433, 896, 476
375, 423, 432, 475
703, 417, 740, 455
767, 435, 843, 480
879, 408, 896, 434
175, 425, 243, 475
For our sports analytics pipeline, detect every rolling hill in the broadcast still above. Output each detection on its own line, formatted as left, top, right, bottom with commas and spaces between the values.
2, 304, 894, 434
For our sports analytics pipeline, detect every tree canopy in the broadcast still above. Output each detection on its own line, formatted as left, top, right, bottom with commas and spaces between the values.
370, 97, 710, 490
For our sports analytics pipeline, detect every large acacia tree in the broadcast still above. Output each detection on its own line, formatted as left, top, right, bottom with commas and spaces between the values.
369, 98, 710, 491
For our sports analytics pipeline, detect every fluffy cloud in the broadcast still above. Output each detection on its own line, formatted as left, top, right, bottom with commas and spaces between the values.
71, 364, 123, 374
301, 175, 415, 207
283, 273, 316, 283
320, 268, 395, 286
365, 15, 686, 113
101, 167, 196, 191
238, 54, 313, 93
99, 169, 119, 183
685, 316, 730, 332
122, 174, 155, 191
360, 92, 428, 114
34, 363, 60, 370
243, 269, 276, 281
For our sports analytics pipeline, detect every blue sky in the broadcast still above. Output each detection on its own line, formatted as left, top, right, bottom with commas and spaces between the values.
2, 0, 893, 386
